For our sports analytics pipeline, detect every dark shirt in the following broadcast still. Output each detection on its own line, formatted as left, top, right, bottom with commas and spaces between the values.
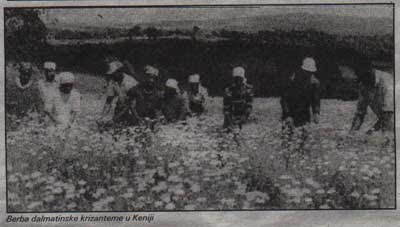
127, 84, 162, 120
162, 93, 187, 122
280, 69, 320, 127
223, 83, 254, 116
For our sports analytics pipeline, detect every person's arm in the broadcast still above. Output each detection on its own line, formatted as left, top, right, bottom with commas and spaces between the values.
199, 86, 209, 112
113, 105, 130, 122
15, 77, 33, 90
102, 96, 114, 116
245, 84, 254, 115
126, 88, 145, 125
223, 87, 232, 116
45, 110, 57, 123
70, 93, 81, 124
43, 95, 57, 123
182, 91, 192, 116
350, 85, 369, 131
178, 96, 188, 121
311, 76, 321, 123
280, 77, 291, 121
128, 98, 145, 125
102, 83, 115, 117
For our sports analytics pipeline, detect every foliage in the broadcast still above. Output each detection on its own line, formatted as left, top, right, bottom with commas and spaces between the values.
5, 10, 393, 100
7, 91, 395, 211
143, 27, 162, 40
191, 26, 200, 41
128, 26, 142, 39
5, 8, 48, 62
9, 38, 376, 100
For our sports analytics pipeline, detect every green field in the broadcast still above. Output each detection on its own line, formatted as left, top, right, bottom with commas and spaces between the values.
6, 70, 395, 211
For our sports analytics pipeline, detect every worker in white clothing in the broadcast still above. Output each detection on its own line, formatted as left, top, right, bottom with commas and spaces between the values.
45, 72, 81, 128
350, 61, 394, 133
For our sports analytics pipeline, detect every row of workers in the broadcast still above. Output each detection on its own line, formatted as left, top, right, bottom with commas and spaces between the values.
11, 57, 393, 133
12, 60, 250, 131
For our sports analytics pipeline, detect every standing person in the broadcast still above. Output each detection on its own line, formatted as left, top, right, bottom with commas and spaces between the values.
186, 74, 208, 116
10, 61, 41, 119
350, 61, 394, 134
38, 62, 58, 119
125, 65, 163, 128
161, 79, 187, 123
223, 66, 254, 132
101, 61, 138, 127
280, 57, 320, 153
45, 72, 81, 128
281, 57, 321, 128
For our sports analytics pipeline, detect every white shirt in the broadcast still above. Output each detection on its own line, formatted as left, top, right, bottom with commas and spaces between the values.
374, 69, 394, 112
49, 89, 81, 126
38, 79, 58, 112
106, 73, 138, 101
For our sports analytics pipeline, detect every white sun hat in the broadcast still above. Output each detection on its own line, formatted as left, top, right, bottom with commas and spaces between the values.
301, 57, 317, 72
188, 74, 200, 83
43, 61, 56, 70
232, 66, 245, 78
58, 72, 75, 84
19, 61, 32, 73
106, 61, 124, 75
166, 78, 179, 91
144, 65, 159, 77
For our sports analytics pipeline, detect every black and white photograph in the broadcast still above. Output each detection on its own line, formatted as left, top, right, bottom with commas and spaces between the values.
5, 4, 395, 212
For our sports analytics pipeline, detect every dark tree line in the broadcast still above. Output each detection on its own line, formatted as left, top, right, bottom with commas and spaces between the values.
5, 9, 48, 62
5, 9, 393, 100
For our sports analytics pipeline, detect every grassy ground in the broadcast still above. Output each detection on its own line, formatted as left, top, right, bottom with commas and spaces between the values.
6, 70, 395, 211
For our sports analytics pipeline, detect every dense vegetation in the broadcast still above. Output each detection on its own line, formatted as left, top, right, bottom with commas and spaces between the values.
5, 9, 393, 100
7, 73, 395, 211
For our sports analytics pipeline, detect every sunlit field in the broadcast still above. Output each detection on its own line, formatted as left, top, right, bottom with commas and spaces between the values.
6, 71, 395, 211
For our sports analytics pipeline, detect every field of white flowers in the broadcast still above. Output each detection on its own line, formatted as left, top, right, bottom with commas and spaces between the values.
6, 73, 395, 211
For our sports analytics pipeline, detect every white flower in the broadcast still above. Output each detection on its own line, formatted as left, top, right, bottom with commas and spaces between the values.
165, 203, 175, 210
190, 183, 200, 193
184, 204, 196, 210
350, 191, 360, 198
371, 189, 380, 194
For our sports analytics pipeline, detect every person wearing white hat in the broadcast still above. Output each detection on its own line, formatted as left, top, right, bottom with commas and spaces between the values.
280, 56, 320, 144
350, 59, 394, 133
186, 74, 209, 116
144, 65, 159, 77
101, 60, 138, 127
45, 72, 81, 127
161, 78, 187, 123
223, 66, 254, 131
38, 61, 58, 119
301, 57, 317, 73
141, 65, 160, 93
110, 64, 164, 128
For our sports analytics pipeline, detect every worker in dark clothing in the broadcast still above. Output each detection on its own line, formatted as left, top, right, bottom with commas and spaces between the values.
161, 79, 187, 123
223, 66, 254, 132
126, 65, 163, 128
281, 57, 321, 128
280, 57, 321, 155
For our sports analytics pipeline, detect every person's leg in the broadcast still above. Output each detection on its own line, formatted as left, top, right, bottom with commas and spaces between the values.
298, 125, 310, 154
281, 122, 294, 169
281, 119, 294, 153
223, 113, 233, 132
370, 117, 383, 133
381, 111, 394, 132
